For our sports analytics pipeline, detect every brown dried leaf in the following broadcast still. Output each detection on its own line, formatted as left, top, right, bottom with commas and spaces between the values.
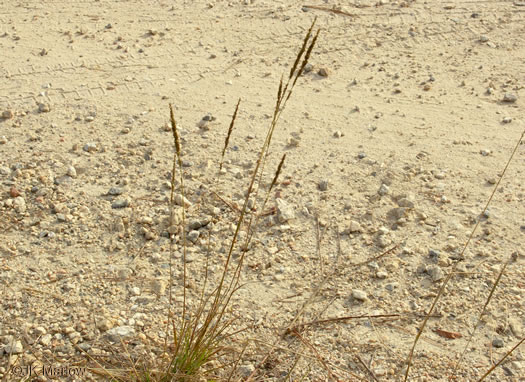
434, 328, 462, 339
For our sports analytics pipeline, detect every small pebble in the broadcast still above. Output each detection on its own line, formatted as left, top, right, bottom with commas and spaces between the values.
348, 220, 362, 233
1, 110, 14, 119
67, 165, 77, 177
376, 271, 388, 279
502, 93, 517, 103
238, 364, 256, 378
112, 198, 130, 209
83, 142, 98, 152
492, 337, 504, 348
9, 187, 20, 197
502, 117, 512, 124
480, 149, 491, 156
0, 136, 7, 144
427, 265, 444, 282
3, 340, 23, 354
276, 198, 295, 223
108, 187, 124, 195
38, 103, 51, 113
317, 68, 329, 77
187, 230, 200, 243
378, 183, 390, 196
352, 289, 367, 301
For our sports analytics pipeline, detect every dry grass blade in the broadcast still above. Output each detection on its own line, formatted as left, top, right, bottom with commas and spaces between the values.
285, 28, 320, 105
270, 153, 286, 191
477, 337, 524, 381
289, 329, 338, 381
285, 312, 440, 334
302, 5, 358, 18
169, 103, 181, 156
288, 17, 316, 80
220, 98, 241, 171
453, 253, 514, 374
403, 127, 525, 381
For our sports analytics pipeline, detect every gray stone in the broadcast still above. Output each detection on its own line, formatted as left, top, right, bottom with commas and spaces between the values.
188, 219, 205, 230
492, 337, 504, 348
135, 295, 155, 305
388, 207, 408, 220
397, 197, 415, 208
108, 187, 124, 195
187, 230, 200, 243
429, 249, 441, 260
385, 282, 399, 291
238, 363, 255, 377
151, 280, 167, 296
502, 93, 517, 103
378, 235, 391, 248
106, 326, 135, 342
427, 265, 444, 282
78, 343, 91, 351
378, 183, 389, 196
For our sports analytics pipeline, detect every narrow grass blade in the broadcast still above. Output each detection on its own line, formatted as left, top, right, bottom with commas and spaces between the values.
220, 99, 241, 171
404, 127, 525, 381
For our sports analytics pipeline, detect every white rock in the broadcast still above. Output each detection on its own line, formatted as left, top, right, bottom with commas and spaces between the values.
13, 197, 26, 213
174, 194, 192, 207
276, 198, 295, 223
40, 334, 52, 346
352, 289, 367, 301
348, 220, 362, 233
97, 318, 114, 332
34, 327, 47, 336
378, 183, 389, 196
106, 326, 135, 340
67, 165, 77, 177
3, 340, 23, 354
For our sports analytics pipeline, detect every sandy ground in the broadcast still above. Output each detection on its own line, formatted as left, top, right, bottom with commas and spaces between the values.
1, 0, 524, 381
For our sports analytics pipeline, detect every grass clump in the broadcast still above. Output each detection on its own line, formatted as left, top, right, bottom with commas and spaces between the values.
159, 19, 320, 381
